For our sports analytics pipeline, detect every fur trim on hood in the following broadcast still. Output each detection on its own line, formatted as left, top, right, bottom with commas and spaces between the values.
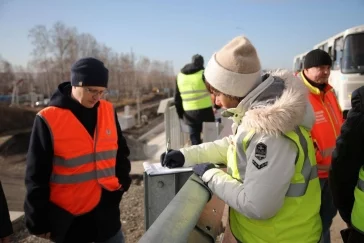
224, 69, 313, 136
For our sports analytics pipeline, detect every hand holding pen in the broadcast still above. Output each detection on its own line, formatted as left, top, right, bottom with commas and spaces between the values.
160, 138, 185, 168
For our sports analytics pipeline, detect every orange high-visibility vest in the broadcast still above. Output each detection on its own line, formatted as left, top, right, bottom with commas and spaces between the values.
300, 72, 343, 178
38, 100, 121, 215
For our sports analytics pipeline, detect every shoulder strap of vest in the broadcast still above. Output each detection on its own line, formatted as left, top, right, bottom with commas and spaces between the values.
242, 130, 256, 152
37, 105, 62, 117
99, 99, 114, 112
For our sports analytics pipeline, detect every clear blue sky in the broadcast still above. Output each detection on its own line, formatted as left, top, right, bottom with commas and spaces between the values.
0, 0, 363, 73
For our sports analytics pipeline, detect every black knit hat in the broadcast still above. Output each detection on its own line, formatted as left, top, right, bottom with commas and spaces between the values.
192, 54, 204, 67
304, 49, 332, 69
70, 57, 109, 87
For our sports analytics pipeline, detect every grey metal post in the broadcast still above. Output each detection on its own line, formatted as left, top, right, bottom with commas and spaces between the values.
157, 98, 189, 150
164, 101, 171, 148
157, 98, 174, 149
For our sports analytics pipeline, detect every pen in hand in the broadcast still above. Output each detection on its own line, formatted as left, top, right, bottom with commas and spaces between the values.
163, 138, 170, 167
165, 138, 170, 155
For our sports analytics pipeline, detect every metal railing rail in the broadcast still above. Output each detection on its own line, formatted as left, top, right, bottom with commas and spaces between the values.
140, 174, 224, 243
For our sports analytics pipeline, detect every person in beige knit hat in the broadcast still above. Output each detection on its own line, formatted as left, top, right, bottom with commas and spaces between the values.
161, 36, 322, 243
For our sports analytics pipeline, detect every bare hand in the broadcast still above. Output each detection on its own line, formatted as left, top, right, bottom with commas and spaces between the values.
36, 232, 51, 239
0, 236, 11, 243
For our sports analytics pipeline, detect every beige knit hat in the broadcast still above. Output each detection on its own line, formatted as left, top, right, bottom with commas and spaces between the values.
204, 36, 262, 97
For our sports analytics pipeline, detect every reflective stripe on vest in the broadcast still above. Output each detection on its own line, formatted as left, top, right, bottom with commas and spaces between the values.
51, 150, 117, 184
319, 147, 335, 158
351, 167, 364, 234
38, 100, 121, 215
284, 127, 318, 197
177, 70, 212, 111
228, 126, 321, 243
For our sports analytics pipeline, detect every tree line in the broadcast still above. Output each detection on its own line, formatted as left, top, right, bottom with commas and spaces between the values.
0, 21, 175, 101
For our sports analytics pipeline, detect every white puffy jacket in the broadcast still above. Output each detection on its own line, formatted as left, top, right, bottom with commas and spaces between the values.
180, 70, 315, 220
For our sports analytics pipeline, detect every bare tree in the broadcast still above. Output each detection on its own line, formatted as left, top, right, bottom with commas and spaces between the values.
107, 53, 121, 93
26, 21, 175, 100
50, 22, 78, 81
149, 60, 164, 89
136, 56, 151, 92
78, 33, 99, 57
0, 58, 15, 94
162, 60, 174, 90
119, 53, 134, 98
28, 25, 53, 97
97, 44, 113, 65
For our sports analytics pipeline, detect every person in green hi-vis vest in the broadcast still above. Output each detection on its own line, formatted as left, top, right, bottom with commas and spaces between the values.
175, 54, 215, 145
161, 36, 322, 243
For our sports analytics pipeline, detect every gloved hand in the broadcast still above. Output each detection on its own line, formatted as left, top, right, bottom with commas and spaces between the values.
160, 149, 185, 168
193, 163, 216, 177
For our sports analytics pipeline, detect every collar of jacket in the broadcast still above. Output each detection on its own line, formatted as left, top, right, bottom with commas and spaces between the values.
222, 69, 310, 136
299, 71, 332, 95
221, 74, 276, 120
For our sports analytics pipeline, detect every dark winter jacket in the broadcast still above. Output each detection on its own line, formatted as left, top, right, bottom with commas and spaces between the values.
174, 63, 215, 125
24, 82, 131, 243
0, 180, 13, 239
329, 85, 364, 241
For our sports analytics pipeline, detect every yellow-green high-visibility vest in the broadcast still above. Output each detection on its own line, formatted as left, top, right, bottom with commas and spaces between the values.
228, 126, 322, 243
177, 70, 212, 111
351, 166, 364, 234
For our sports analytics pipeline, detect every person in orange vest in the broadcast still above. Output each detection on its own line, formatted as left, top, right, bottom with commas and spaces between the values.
24, 57, 131, 243
298, 49, 344, 243
0, 180, 13, 243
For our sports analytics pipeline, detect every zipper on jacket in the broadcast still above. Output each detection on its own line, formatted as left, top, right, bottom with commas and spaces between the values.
327, 101, 339, 126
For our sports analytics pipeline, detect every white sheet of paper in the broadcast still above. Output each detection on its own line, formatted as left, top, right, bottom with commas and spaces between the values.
143, 162, 193, 175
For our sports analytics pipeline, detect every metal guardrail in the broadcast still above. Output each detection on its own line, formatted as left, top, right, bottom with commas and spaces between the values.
141, 174, 225, 243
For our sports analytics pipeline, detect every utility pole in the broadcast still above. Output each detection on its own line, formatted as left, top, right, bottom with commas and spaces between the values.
136, 89, 141, 126
10, 81, 18, 107
10, 79, 23, 107
30, 81, 36, 108
131, 47, 141, 126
